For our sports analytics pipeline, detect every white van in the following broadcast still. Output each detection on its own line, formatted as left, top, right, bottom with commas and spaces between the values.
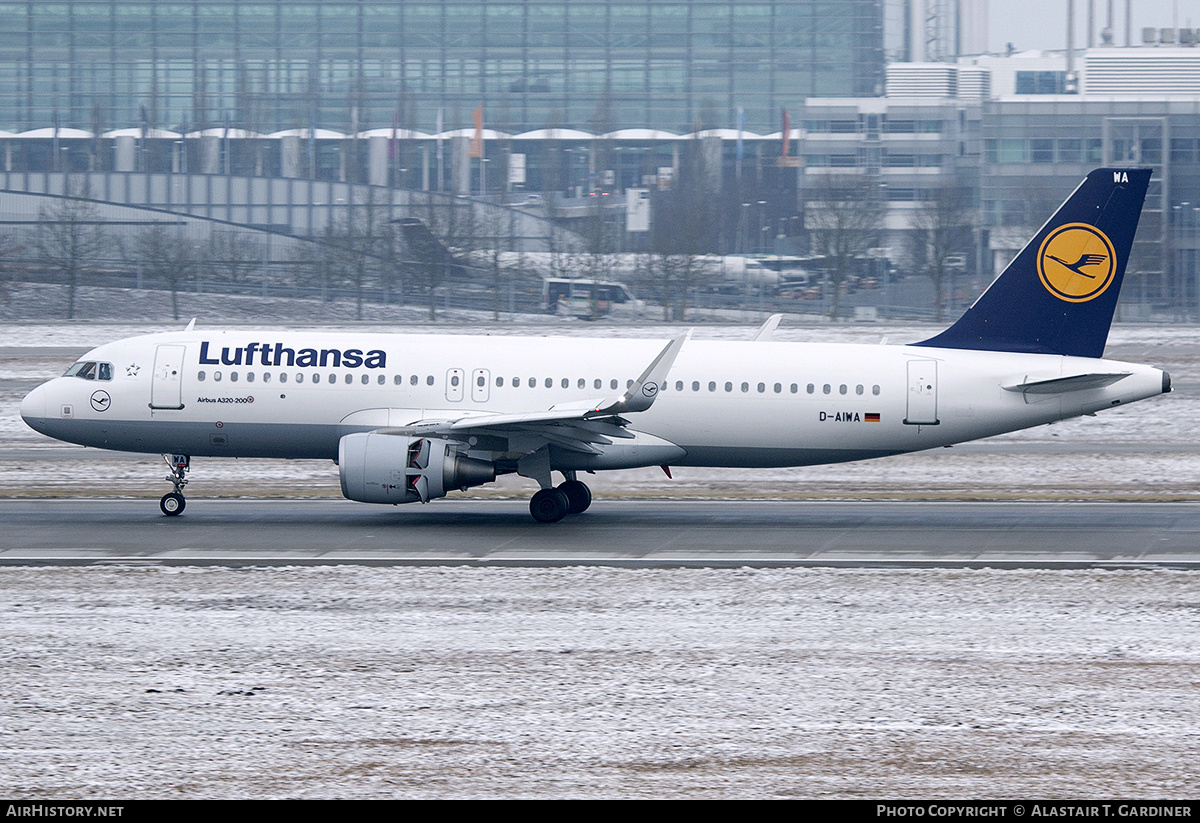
542, 278, 645, 319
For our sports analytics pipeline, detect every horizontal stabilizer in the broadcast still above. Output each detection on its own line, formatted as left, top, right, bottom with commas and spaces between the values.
1003, 372, 1131, 394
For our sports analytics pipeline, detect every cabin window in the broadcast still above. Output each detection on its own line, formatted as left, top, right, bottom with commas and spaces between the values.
279, 373, 288, 384
626, 380, 634, 389
594, 379, 602, 390
478, 375, 486, 387
692, 381, 700, 392
561, 378, 569, 389
577, 378, 585, 389
708, 381, 716, 392
197, 371, 206, 382
426, 375, 434, 386
230, 372, 239, 383
823, 384, 831, 394
214, 371, 222, 382
294, 373, 303, 383
725, 382, 733, 393
513, 377, 521, 387
873, 385, 881, 395
757, 383, 765, 393
610, 379, 618, 390
263, 373, 272, 384
377, 375, 384, 385
312, 374, 320, 384
855, 384, 863, 395
676, 381, 684, 392
362, 375, 370, 385
450, 374, 460, 387
410, 375, 418, 385
246, 372, 255, 383
791, 383, 798, 394
528, 377, 536, 387
544, 377, 553, 388
394, 375, 403, 385
807, 383, 814, 394
774, 383, 781, 393
741, 382, 749, 393
496, 376, 505, 387
839, 384, 847, 395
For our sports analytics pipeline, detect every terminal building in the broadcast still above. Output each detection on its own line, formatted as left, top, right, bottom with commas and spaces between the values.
3, 2, 1200, 319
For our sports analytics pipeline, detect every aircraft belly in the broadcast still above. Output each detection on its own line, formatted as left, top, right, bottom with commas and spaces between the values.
33, 417, 345, 459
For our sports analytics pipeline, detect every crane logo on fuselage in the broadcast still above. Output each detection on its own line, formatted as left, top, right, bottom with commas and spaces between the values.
1037, 223, 1117, 303
199, 342, 387, 369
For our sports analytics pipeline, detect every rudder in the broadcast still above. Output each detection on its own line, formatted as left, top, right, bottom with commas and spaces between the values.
915, 168, 1151, 358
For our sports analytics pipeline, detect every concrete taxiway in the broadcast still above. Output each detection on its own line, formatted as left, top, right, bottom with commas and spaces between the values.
2, 498, 1199, 568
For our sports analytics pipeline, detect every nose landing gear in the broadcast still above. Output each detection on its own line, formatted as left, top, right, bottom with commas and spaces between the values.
160, 454, 190, 516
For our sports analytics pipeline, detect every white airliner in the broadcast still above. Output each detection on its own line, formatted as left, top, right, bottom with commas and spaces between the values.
21, 168, 1171, 522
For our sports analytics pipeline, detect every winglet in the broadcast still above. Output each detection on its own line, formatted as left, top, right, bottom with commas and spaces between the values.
752, 314, 783, 341
184, 318, 196, 332
588, 333, 688, 416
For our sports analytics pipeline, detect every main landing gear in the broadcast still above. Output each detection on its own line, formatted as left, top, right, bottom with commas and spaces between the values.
529, 477, 592, 523
160, 454, 190, 516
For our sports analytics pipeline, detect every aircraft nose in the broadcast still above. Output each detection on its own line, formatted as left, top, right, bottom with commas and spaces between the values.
20, 383, 48, 431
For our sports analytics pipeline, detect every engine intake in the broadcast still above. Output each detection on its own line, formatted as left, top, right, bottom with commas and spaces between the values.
339, 432, 495, 504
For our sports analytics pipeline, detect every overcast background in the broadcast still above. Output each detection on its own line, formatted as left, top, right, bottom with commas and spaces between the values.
990, 0, 1194, 53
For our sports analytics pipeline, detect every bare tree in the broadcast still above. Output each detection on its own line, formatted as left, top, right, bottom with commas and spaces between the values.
649, 141, 721, 321
805, 175, 884, 320
36, 195, 105, 319
0, 230, 23, 307
206, 230, 265, 288
909, 186, 976, 322
411, 196, 477, 320
331, 187, 392, 319
291, 233, 338, 306
129, 223, 199, 321
578, 200, 620, 320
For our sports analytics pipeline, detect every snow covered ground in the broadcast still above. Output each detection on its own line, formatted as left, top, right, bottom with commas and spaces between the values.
2, 565, 1198, 798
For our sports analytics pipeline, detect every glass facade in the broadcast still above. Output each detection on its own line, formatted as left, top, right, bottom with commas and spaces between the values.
0, 1, 884, 135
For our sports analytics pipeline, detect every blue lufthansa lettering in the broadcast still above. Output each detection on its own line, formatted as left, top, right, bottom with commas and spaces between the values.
198, 342, 387, 369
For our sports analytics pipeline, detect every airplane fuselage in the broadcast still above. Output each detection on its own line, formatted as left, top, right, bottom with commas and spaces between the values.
21, 329, 1168, 471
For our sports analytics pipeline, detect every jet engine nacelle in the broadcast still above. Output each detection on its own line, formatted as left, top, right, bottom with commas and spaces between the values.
338, 432, 495, 504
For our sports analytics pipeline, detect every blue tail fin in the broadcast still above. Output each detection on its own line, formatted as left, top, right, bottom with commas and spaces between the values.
915, 168, 1150, 358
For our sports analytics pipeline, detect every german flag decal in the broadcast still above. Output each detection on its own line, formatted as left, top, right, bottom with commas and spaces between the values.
865, 413, 881, 422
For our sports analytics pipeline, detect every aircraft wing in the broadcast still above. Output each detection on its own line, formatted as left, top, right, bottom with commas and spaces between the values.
376, 334, 687, 454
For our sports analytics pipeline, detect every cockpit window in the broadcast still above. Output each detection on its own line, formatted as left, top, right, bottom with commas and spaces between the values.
64, 361, 97, 380
62, 361, 113, 381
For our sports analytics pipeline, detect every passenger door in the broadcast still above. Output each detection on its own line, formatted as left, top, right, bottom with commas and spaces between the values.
150, 344, 186, 410
904, 359, 939, 425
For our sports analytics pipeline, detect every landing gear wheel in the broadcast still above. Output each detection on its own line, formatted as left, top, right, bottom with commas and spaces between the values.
160, 492, 186, 516
558, 480, 592, 514
530, 488, 570, 523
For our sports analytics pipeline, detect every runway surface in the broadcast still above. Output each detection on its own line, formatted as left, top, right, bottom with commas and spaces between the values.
3, 498, 1200, 567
